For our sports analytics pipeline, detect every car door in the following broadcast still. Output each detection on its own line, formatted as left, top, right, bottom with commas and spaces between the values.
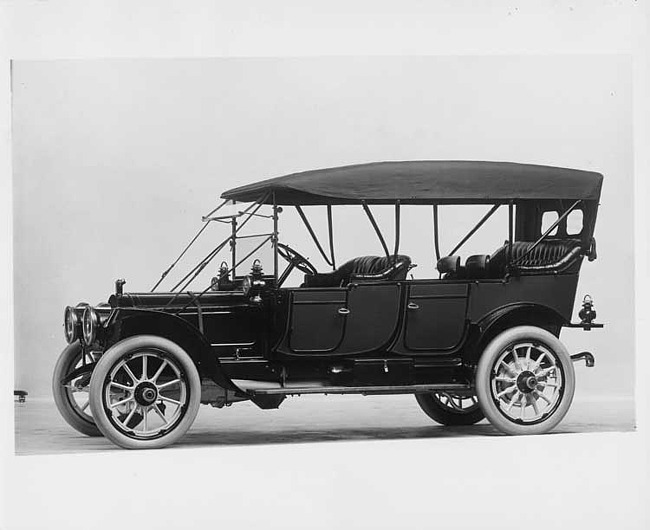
391, 282, 469, 353
333, 282, 401, 354
279, 282, 402, 355
286, 288, 347, 353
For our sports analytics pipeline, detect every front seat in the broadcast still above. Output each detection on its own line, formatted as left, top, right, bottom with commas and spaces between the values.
303, 255, 412, 288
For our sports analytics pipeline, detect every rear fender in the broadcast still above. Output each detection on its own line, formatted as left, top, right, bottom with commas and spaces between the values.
104, 308, 241, 393
466, 303, 568, 365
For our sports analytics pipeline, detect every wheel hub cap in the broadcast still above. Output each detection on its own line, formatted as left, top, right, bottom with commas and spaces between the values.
516, 371, 538, 394
134, 382, 158, 406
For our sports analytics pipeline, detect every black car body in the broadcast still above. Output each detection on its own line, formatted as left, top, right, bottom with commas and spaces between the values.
54, 160, 603, 448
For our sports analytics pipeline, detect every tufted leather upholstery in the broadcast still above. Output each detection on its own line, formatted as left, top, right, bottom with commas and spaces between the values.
489, 239, 583, 275
303, 255, 412, 287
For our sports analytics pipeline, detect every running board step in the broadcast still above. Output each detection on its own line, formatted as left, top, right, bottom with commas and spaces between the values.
241, 383, 471, 396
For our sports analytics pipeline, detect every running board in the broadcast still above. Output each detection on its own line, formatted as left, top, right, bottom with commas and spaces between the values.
236, 382, 471, 397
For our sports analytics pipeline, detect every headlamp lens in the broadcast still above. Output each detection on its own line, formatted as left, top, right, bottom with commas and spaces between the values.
82, 307, 98, 345
64, 306, 79, 344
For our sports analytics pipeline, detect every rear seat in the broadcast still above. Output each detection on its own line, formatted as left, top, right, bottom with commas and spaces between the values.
489, 239, 583, 275
437, 239, 584, 279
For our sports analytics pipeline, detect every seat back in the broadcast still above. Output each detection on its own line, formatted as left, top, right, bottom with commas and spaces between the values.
349, 255, 412, 283
436, 254, 489, 279
489, 239, 583, 275
464, 254, 491, 278
303, 255, 412, 287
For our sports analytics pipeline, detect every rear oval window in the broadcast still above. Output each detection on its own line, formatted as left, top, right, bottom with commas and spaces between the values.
567, 209, 584, 236
541, 211, 559, 236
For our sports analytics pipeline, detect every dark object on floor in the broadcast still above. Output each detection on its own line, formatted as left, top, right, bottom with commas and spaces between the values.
14, 390, 28, 403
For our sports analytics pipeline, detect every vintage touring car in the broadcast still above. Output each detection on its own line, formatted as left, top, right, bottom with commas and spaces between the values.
53, 161, 603, 449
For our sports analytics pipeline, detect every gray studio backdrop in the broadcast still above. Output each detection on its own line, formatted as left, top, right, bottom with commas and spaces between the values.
12, 56, 633, 399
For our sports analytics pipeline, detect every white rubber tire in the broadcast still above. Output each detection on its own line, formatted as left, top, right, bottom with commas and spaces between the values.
89, 335, 201, 449
52, 342, 102, 437
475, 326, 575, 435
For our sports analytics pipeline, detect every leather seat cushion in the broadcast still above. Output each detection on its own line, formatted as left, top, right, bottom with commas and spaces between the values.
349, 255, 410, 276
490, 239, 582, 273
304, 254, 411, 287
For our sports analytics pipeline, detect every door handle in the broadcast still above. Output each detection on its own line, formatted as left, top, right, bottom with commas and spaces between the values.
338, 307, 350, 316
407, 302, 419, 310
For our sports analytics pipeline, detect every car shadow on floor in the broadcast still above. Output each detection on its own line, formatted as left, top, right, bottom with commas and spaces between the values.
174, 420, 635, 449
179, 423, 531, 448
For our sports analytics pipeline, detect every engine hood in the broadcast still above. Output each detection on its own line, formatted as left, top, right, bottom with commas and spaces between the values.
109, 291, 249, 309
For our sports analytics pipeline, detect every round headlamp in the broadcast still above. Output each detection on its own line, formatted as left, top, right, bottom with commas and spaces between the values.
82, 306, 100, 345
63, 306, 79, 344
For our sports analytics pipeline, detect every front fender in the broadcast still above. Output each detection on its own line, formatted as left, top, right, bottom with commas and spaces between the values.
104, 308, 242, 393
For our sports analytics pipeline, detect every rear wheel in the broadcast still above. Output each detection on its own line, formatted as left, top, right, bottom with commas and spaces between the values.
475, 326, 575, 435
415, 392, 485, 426
52, 342, 102, 437
89, 335, 201, 449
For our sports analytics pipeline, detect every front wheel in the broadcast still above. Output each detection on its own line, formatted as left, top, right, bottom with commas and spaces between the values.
475, 326, 575, 435
89, 335, 201, 449
52, 342, 102, 437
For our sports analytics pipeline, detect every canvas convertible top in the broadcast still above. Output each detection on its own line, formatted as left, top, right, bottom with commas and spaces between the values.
221, 161, 603, 205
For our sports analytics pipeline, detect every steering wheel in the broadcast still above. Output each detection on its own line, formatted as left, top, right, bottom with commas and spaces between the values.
276, 243, 318, 276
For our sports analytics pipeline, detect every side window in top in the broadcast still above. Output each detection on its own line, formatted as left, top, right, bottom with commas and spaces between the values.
566, 209, 584, 236
541, 211, 559, 236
